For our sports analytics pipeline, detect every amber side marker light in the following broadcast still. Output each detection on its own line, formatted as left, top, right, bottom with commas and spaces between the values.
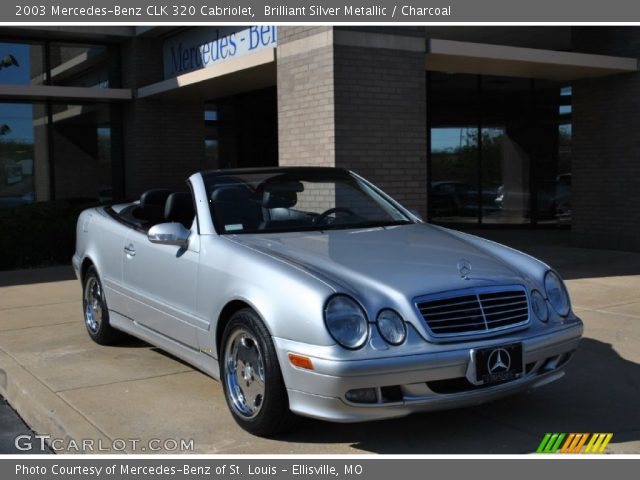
288, 353, 314, 370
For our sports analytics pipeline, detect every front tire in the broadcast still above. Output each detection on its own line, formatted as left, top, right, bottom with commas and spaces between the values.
82, 266, 120, 345
220, 308, 296, 436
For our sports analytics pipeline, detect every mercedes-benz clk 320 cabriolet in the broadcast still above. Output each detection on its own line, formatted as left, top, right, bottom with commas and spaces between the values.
73, 167, 583, 436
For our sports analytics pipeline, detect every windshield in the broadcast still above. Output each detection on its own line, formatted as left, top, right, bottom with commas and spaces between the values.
202, 169, 412, 234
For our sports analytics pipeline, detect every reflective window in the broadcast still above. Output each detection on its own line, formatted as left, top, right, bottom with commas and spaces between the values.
0, 42, 45, 85
48, 43, 114, 88
428, 72, 571, 226
50, 104, 113, 202
481, 126, 530, 224
205, 138, 219, 168
430, 127, 478, 222
0, 42, 115, 88
0, 102, 48, 207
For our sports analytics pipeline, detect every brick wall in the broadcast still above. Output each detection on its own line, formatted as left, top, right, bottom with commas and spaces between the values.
120, 38, 205, 198
276, 27, 428, 216
333, 43, 427, 216
571, 27, 640, 251
277, 27, 335, 168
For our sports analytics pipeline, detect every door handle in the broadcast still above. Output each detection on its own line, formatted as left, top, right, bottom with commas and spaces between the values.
124, 244, 136, 256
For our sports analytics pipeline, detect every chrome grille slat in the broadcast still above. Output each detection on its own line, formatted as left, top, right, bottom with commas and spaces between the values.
419, 300, 479, 311
483, 306, 528, 317
480, 293, 525, 300
416, 286, 530, 338
485, 314, 528, 324
421, 307, 483, 318
483, 297, 527, 308
431, 322, 485, 331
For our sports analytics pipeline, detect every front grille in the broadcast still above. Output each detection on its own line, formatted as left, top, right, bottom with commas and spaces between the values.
416, 286, 529, 338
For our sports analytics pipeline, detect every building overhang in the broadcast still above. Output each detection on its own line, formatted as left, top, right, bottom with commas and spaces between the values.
137, 47, 276, 100
0, 84, 132, 102
425, 39, 638, 81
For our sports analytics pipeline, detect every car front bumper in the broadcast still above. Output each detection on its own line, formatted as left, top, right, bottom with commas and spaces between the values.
275, 321, 583, 422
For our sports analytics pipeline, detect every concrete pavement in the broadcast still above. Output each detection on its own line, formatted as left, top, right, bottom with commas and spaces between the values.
0, 231, 639, 454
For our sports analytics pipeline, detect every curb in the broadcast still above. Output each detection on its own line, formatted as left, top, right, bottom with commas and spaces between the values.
0, 349, 113, 454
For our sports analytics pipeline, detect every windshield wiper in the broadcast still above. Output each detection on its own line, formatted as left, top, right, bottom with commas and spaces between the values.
321, 219, 412, 231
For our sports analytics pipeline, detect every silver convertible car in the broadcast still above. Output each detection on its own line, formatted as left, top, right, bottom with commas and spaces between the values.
73, 167, 583, 436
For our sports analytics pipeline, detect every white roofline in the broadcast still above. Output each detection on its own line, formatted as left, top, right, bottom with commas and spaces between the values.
426, 38, 638, 80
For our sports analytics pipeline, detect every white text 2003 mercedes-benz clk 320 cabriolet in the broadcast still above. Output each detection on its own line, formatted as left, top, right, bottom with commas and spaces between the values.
73, 167, 583, 436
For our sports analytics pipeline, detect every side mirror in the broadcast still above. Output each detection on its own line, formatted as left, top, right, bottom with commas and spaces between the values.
148, 222, 190, 248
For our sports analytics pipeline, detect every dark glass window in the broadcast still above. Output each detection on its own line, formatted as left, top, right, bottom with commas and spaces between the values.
0, 102, 48, 207
0, 42, 45, 85
428, 72, 571, 226
48, 43, 115, 88
51, 104, 113, 202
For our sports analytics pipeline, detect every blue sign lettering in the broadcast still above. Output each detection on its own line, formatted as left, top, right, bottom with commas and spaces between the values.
164, 27, 277, 78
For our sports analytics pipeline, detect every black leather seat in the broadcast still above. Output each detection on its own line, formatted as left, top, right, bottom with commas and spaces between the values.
259, 182, 308, 229
164, 192, 195, 229
135, 189, 173, 226
210, 185, 262, 233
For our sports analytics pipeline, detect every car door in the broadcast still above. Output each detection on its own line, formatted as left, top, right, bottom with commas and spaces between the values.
89, 212, 128, 316
122, 224, 202, 349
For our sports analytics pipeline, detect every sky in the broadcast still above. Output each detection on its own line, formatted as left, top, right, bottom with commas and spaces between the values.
0, 42, 35, 142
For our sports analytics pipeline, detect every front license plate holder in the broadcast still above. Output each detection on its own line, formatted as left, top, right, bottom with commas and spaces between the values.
472, 343, 524, 385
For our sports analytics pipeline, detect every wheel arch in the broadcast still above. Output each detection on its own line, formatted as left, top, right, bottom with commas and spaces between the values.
215, 299, 274, 358
80, 256, 96, 284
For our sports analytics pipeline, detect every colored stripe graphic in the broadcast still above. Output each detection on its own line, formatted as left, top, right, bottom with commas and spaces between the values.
571, 433, 590, 453
584, 433, 613, 453
537, 433, 613, 453
537, 433, 566, 453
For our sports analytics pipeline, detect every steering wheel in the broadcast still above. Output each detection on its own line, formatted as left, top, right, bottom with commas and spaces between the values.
314, 207, 358, 225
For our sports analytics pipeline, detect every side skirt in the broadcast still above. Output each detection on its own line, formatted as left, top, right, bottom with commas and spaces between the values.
109, 310, 220, 380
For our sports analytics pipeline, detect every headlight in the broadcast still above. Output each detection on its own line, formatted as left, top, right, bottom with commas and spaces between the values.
544, 271, 571, 316
324, 295, 369, 349
376, 309, 407, 345
531, 290, 548, 323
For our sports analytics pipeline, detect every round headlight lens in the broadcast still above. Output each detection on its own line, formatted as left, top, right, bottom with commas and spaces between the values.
531, 290, 548, 323
376, 309, 407, 345
544, 271, 571, 316
324, 295, 369, 349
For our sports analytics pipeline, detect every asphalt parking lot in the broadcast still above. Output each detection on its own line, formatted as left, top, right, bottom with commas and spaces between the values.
0, 230, 638, 454
0, 397, 50, 454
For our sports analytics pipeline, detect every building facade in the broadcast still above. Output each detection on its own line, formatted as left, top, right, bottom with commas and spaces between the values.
0, 26, 638, 250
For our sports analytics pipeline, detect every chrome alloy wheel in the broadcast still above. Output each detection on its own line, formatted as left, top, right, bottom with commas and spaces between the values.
224, 329, 266, 418
84, 276, 103, 334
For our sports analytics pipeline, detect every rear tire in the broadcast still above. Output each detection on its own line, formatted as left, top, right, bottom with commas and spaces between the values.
220, 308, 297, 436
82, 266, 120, 345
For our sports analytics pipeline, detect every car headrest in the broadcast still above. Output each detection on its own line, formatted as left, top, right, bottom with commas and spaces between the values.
210, 185, 254, 202
262, 190, 297, 209
140, 189, 173, 208
260, 181, 303, 209
164, 192, 195, 227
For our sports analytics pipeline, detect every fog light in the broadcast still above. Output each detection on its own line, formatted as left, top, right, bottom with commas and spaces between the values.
345, 388, 378, 404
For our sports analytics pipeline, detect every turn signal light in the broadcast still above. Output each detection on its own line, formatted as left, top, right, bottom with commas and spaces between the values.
288, 353, 314, 370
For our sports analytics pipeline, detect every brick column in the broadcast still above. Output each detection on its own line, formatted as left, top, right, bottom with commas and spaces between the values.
120, 37, 205, 198
277, 27, 428, 216
571, 27, 640, 251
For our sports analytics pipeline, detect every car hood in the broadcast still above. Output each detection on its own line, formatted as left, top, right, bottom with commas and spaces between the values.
230, 224, 526, 301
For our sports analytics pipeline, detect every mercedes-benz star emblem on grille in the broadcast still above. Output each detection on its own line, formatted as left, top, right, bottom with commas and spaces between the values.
457, 258, 472, 279
487, 348, 511, 373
